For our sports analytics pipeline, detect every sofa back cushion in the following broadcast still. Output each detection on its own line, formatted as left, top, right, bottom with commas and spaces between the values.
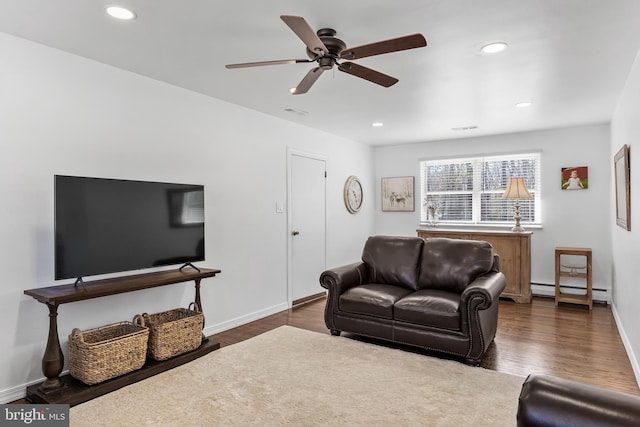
418, 238, 495, 293
362, 236, 424, 291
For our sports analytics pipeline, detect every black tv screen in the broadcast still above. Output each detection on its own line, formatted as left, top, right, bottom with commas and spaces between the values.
55, 175, 205, 280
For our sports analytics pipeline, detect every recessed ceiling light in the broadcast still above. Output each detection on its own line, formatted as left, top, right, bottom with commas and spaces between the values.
481, 42, 508, 54
516, 101, 533, 108
372, 122, 384, 127
105, 6, 137, 20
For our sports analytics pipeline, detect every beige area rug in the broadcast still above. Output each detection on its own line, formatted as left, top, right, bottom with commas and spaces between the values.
70, 326, 525, 426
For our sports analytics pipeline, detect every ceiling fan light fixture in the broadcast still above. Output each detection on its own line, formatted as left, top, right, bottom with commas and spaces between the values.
105, 6, 137, 21
481, 42, 508, 54
226, 15, 427, 95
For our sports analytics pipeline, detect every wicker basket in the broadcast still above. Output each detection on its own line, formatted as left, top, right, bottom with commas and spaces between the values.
68, 318, 149, 385
138, 302, 204, 361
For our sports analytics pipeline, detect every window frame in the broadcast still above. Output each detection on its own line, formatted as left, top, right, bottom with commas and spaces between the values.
419, 152, 541, 227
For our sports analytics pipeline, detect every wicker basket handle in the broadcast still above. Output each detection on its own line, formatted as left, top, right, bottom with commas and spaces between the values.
70, 327, 84, 343
189, 302, 201, 313
132, 314, 146, 327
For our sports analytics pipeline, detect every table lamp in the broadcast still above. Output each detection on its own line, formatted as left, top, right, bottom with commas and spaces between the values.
502, 177, 532, 232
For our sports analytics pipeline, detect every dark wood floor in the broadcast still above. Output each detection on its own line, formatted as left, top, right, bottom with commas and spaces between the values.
11, 295, 639, 404
210, 295, 640, 396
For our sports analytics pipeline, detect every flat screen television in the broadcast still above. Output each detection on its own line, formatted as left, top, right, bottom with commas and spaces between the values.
55, 175, 205, 281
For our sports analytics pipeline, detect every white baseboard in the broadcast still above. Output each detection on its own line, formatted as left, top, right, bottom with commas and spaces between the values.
202, 302, 289, 337
0, 382, 32, 404
610, 302, 640, 389
0, 302, 289, 404
0, 374, 69, 404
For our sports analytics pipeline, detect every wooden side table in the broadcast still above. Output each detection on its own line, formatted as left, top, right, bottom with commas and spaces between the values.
555, 247, 592, 310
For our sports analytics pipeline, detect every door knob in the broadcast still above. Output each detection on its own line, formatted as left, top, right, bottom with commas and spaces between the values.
291, 230, 300, 236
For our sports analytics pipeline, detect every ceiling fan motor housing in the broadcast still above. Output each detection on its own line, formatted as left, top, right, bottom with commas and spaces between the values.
307, 28, 346, 69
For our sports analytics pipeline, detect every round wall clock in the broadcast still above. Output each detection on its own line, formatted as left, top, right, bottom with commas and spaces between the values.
343, 175, 363, 213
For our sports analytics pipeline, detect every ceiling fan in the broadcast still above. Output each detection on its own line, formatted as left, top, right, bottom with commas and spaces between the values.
225, 15, 427, 95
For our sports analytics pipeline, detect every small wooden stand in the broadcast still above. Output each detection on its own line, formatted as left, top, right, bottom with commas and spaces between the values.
555, 247, 592, 310
24, 267, 221, 406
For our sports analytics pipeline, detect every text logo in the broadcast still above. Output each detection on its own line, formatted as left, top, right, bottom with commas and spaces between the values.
1, 405, 69, 426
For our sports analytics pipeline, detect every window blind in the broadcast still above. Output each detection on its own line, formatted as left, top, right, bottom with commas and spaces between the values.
420, 152, 541, 225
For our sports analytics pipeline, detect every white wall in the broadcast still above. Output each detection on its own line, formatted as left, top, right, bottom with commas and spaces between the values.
373, 125, 612, 297
611, 50, 640, 384
0, 33, 375, 401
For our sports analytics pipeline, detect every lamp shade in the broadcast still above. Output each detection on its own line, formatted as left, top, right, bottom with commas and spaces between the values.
502, 177, 532, 199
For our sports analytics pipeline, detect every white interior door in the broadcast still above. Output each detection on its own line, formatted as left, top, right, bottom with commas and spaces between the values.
289, 151, 327, 304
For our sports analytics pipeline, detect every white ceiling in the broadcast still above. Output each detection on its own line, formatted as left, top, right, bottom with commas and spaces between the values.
2, 0, 640, 146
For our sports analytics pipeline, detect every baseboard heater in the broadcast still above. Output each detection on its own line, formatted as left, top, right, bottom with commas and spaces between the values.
530, 282, 609, 303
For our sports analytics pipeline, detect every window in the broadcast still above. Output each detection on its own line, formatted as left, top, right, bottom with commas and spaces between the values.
420, 152, 541, 226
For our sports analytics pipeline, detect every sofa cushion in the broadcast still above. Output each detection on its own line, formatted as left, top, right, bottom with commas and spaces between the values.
394, 289, 461, 331
418, 238, 495, 293
340, 284, 413, 319
361, 235, 424, 291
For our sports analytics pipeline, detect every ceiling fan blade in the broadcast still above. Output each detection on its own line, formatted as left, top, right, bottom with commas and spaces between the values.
225, 59, 312, 69
338, 62, 398, 87
292, 67, 324, 95
280, 15, 329, 57
340, 33, 427, 60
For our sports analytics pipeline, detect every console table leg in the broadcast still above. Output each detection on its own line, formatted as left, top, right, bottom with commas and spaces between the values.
194, 279, 206, 341
194, 278, 202, 314
41, 303, 64, 390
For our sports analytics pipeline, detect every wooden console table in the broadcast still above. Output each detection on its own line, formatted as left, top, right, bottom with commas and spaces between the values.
24, 267, 221, 406
417, 229, 532, 303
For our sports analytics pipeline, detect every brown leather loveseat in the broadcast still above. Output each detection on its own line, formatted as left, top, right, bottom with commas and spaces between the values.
320, 235, 506, 365
517, 374, 640, 426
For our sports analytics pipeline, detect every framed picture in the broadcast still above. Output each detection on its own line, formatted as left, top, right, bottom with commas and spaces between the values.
561, 166, 588, 190
614, 144, 631, 230
381, 176, 414, 212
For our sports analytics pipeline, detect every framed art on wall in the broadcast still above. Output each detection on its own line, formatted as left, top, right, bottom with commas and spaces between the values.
614, 144, 630, 230
561, 166, 588, 190
381, 176, 414, 211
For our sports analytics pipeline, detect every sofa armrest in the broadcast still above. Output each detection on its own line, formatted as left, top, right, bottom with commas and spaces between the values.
459, 271, 506, 364
517, 373, 640, 427
461, 271, 506, 309
320, 262, 368, 332
319, 262, 368, 295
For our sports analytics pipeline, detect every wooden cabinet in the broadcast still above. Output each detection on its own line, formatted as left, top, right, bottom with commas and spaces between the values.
417, 229, 532, 303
